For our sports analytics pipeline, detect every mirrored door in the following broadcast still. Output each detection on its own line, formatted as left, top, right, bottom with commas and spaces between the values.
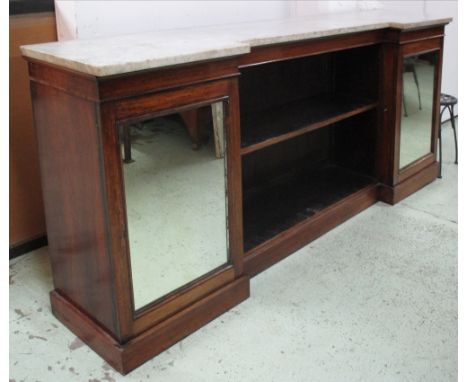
399, 51, 438, 169
118, 102, 228, 310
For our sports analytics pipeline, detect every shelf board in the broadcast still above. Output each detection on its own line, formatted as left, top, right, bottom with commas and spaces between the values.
243, 164, 377, 252
240, 95, 378, 155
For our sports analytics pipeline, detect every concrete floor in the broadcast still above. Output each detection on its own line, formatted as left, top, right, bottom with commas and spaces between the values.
9, 122, 457, 382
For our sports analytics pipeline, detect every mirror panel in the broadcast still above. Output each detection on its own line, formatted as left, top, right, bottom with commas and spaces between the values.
119, 102, 228, 310
399, 51, 438, 169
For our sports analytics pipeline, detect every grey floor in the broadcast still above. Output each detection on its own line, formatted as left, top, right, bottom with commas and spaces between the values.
9, 122, 457, 382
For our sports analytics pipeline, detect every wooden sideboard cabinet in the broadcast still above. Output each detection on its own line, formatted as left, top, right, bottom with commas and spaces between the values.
22, 14, 450, 374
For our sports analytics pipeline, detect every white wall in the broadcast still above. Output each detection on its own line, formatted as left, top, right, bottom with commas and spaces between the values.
54, 0, 457, 103
55, 1, 291, 40
55, 0, 77, 40
291, 0, 383, 15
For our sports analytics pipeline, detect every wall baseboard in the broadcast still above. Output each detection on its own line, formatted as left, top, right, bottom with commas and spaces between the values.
9, 235, 48, 260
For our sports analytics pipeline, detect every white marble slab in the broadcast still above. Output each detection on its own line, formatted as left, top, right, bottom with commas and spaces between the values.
20, 10, 451, 77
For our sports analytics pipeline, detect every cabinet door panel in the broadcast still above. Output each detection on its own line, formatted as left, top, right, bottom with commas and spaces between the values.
118, 102, 229, 311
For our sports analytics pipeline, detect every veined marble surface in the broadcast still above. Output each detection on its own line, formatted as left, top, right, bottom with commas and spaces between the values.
20, 10, 451, 77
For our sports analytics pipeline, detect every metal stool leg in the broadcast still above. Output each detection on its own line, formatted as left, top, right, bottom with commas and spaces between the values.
448, 105, 458, 164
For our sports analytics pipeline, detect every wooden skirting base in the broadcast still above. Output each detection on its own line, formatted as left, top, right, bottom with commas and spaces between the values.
50, 277, 249, 374
379, 161, 439, 205
9, 234, 48, 259
244, 184, 379, 276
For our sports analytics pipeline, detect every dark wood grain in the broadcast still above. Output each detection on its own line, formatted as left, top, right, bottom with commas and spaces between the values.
398, 153, 437, 183
392, 41, 404, 184
121, 277, 249, 374
401, 37, 442, 56
98, 59, 239, 101
379, 161, 438, 204
28, 60, 99, 101
238, 30, 384, 67
31, 82, 117, 334
376, 41, 399, 187
225, 79, 245, 276
51, 276, 249, 375
113, 80, 231, 122
399, 26, 445, 44
50, 290, 125, 372
132, 267, 236, 333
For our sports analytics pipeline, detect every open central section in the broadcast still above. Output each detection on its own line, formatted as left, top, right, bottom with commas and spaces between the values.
240, 45, 380, 252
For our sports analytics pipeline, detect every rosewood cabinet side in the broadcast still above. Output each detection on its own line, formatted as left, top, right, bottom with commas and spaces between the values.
29, 67, 118, 335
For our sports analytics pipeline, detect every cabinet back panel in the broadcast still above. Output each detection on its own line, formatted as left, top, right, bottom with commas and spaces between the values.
332, 110, 378, 177
239, 54, 332, 115
334, 45, 380, 100
242, 128, 330, 193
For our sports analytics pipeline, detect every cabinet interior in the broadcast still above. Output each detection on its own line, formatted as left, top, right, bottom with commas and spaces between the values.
240, 45, 380, 252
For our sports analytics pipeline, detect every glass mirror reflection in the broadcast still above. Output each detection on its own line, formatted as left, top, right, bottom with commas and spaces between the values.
119, 102, 228, 310
399, 51, 438, 169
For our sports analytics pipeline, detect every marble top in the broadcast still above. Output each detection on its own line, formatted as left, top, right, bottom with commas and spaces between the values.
21, 10, 451, 77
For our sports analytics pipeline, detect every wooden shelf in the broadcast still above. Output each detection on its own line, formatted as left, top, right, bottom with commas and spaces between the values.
243, 164, 377, 252
240, 95, 378, 155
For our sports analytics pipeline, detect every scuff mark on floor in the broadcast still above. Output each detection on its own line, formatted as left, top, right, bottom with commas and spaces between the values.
14, 309, 27, 319
102, 362, 111, 371
28, 334, 47, 341
10, 264, 17, 283
68, 337, 85, 351
102, 372, 116, 382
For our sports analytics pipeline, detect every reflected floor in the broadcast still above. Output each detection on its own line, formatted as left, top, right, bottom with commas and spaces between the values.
400, 62, 434, 168
123, 117, 227, 310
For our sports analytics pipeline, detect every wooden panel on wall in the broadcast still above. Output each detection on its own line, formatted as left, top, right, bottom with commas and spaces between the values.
9, 12, 57, 248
